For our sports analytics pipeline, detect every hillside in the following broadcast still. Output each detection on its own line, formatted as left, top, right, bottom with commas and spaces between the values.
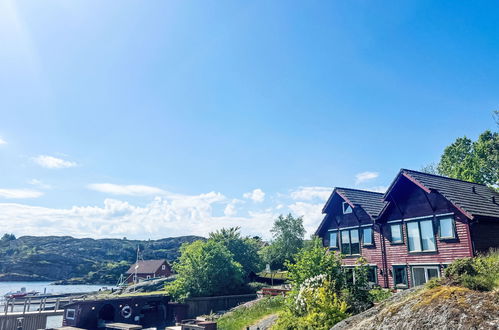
0, 235, 203, 284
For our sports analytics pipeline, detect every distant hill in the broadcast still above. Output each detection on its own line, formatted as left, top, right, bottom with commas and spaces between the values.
0, 235, 203, 284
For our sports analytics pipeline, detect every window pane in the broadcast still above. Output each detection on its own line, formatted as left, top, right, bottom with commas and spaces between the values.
407, 222, 422, 252
391, 224, 402, 243
341, 231, 350, 254
412, 267, 426, 286
345, 268, 354, 284
427, 268, 439, 281
394, 267, 407, 285
329, 232, 338, 248
363, 227, 373, 245
367, 267, 376, 283
420, 220, 436, 251
439, 217, 454, 238
351, 230, 360, 254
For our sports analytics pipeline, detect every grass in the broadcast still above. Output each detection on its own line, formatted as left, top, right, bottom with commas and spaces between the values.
217, 296, 285, 330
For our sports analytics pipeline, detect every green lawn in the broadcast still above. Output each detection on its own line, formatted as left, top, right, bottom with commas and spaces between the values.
217, 296, 285, 330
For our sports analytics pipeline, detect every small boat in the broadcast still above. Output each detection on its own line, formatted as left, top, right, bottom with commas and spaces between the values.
4, 287, 39, 299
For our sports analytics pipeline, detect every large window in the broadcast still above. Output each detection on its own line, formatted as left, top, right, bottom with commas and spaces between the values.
390, 223, 403, 243
329, 231, 338, 248
411, 266, 440, 286
341, 229, 360, 255
438, 216, 456, 239
362, 227, 373, 246
407, 219, 436, 252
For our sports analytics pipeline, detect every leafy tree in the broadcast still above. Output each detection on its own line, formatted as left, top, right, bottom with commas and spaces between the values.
208, 227, 263, 278
286, 236, 343, 288
437, 130, 498, 186
261, 214, 305, 270
166, 240, 244, 301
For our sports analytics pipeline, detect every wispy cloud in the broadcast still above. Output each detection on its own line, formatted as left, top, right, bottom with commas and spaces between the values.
33, 155, 77, 169
0, 137, 6, 145
28, 179, 52, 190
87, 183, 166, 196
243, 188, 265, 202
355, 171, 379, 184
0, 188, 43, 199
290, 186, 332, 201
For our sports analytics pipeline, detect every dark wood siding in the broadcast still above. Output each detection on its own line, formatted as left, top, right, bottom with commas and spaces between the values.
379, 177, 473, 288
470, 219, 499, 252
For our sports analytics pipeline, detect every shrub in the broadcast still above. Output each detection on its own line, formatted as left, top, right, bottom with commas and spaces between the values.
444, 250, 499, 291
369, 287, 392, 303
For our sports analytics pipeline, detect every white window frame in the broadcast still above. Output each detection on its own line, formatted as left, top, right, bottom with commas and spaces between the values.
438, 216, 456, 240
66, 308, 76, 320
329, 231, 338, 249
390, 223, 403, 244
342, 202, 352, 214
162, 265, 166, 270
411, 265, 440, 286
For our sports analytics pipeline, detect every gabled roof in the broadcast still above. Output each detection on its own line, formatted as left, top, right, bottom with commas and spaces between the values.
126, 259, 167, 274
382, 169, 499, 220
316, 187, 386, 235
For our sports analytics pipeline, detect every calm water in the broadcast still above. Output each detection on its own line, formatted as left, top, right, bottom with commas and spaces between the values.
0, 281, 112, 328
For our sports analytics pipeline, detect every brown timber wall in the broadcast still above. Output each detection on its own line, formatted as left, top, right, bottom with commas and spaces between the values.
184, 294, 257, 318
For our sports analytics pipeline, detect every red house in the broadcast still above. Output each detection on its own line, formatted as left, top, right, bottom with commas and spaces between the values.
316, 169, 499, 289
125, 259, 172, 283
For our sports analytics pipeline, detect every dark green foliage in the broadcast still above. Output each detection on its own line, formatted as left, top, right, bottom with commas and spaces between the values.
165, 240, 244, 301
1, 233, 16, 241
369, 287, 392, 302
0, 235, 202, 284
208, 227, 263, 278
444, 251, 499, 291
261, 214, 305, 270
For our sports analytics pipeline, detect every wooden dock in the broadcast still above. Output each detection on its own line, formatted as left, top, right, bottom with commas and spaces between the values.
0, 309, 64, 330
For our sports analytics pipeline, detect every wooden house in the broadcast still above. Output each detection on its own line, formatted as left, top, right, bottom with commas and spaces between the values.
315, 187, 387, 287
125, 259, 172, 283
376, 169, 499, 288
316, 169, 499, 289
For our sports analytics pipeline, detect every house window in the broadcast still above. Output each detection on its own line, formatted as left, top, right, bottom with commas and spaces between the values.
367, 267, 377, 284
438, 216, 456, 239
411, 266, 440, 286
342, 202, 352, 214
329, 231, 338, 248
162, 265, 166, 270
340, 229, 360, 255
393, 266, 408, 288
362, 227, 373, 246
407, 219, 436, 252
66, 309, 76, 320
390, 224, 403, 243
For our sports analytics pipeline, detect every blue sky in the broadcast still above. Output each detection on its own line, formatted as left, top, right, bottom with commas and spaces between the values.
0, 0, 498, 239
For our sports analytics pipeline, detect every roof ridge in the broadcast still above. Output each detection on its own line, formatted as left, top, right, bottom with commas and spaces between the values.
335, 187, 385, 195
401, 168, 489, 187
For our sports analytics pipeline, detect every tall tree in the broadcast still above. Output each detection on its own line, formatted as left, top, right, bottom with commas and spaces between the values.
208, 227, 263, 278
437, 130, 499, 186
262, 214, 305, 270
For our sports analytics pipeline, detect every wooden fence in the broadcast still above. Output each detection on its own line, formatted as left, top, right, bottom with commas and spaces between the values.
184, 293, 257, 318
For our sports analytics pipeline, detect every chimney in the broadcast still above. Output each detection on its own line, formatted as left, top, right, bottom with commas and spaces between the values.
493, 196, 497, 204
472, 186, 476, 194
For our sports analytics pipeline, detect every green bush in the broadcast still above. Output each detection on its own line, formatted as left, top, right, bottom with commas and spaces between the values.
369, 287, 392, 303
444, 250, 499, 291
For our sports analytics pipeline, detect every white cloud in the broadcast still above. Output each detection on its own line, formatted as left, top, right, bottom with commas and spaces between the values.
288, 202, 325, 238
290, 186, 332, 201
88, 183, 167, 196
224, 199, 244, 216
0, 137, 6, 145
355, 171, 379, 184
33, 155, 77, 169
0, 189, 43, 199
28, 179, 52, 190
243, 188, 265, 203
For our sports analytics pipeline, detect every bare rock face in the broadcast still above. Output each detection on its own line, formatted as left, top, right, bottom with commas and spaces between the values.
332, 286, 499, 330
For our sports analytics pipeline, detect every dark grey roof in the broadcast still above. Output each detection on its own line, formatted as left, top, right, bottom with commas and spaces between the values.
334, 187, 387, 219
126, 259, 167, 274
398, 169, 499, 219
